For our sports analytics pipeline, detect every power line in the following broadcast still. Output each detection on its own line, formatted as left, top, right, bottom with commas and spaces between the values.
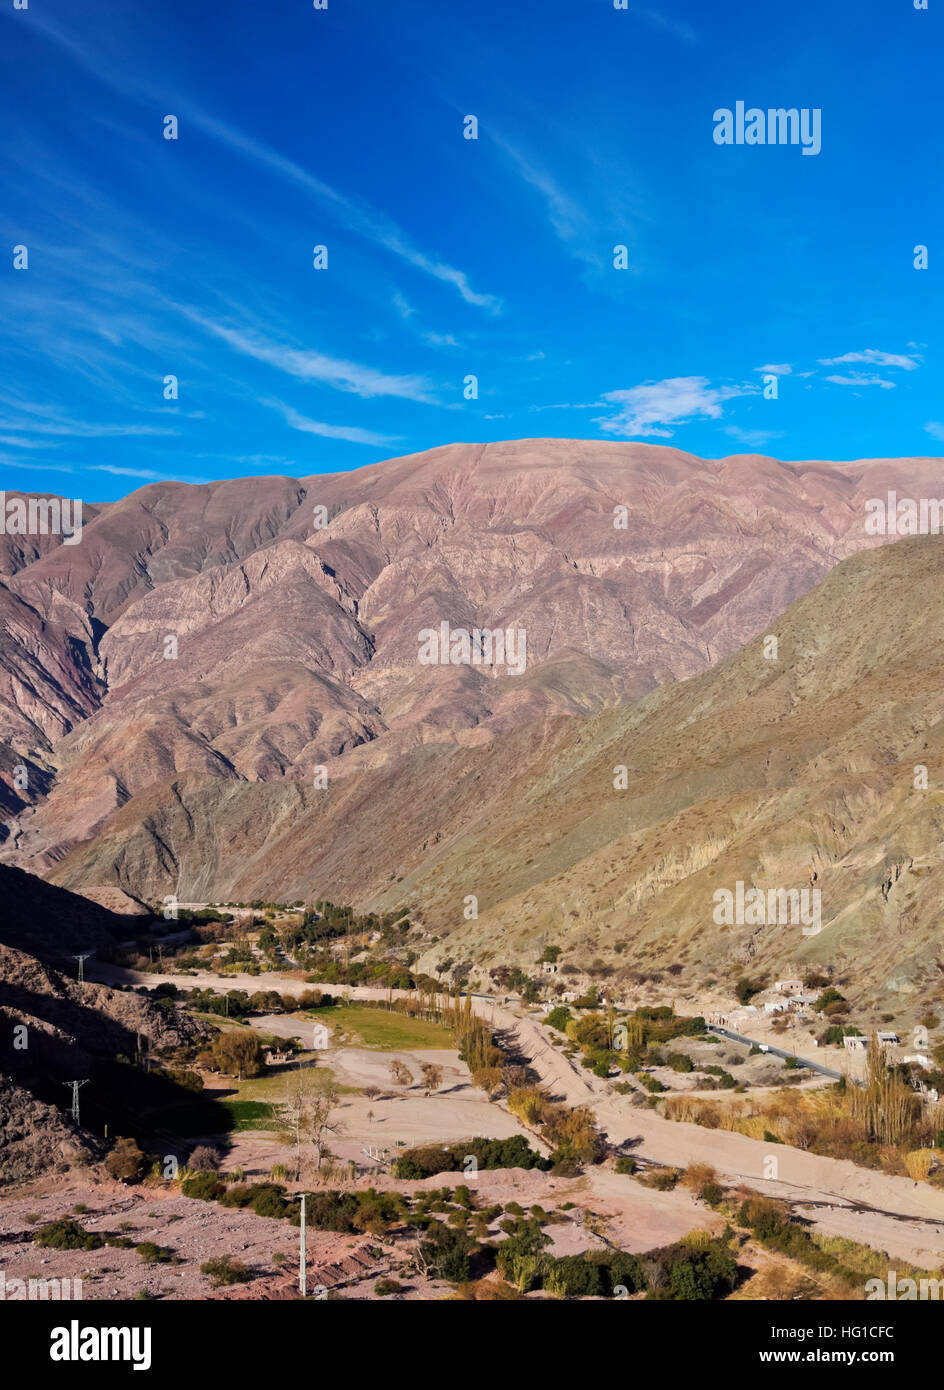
62, 1079, 89, 1125
72, 953, 92, 983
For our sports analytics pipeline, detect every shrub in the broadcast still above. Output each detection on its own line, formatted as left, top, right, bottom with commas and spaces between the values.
418, 1221, 476, 1283
667, 1052, 694, 1073
201, 1256, 251, 1286
544, 1254, 604, 1297
615, 1156, 637, 1175
181, 1172, 224, 1201
218, 1184, 255, 1209
250, 1185, 290, 1219
393, 1135, 549, 1181
106, 1137, 147, 1184
545, 1006, 572, 1032
34, 1219, 102, 1251
905, 1149, 934, 1182
374, 1278, 403, 1297
187, 1145, 221, 1172
136, 1242, 174, 1264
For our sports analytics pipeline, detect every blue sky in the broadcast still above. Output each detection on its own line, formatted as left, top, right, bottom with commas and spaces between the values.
1, 0, 941, 502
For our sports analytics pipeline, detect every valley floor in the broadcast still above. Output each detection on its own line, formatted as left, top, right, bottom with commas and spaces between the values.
87, 963, 944, 1272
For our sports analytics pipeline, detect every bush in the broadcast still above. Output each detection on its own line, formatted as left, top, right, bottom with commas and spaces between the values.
201, 1256, 251, 1286
34, 1219, 102, 1251
615, 1156, 637, 1175
187, 1145, 220, 1171
250, 1185, 290, 1219
105, 1136, 147, 1184
218, 1184, 255, 1209
394, 1135, 549, 1181
418, 1220, 476, 1283
181, 1172, 224, 1201
545, 1006, 572, 1032
667, 1052, 694, 1073
374, 1278, 403, 1297
136, 1242, 174, 1265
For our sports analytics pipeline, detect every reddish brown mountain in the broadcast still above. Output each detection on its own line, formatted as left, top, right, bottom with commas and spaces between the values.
1, 439, 941, 901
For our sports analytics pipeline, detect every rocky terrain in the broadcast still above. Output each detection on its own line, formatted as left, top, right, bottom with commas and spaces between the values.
2, 441, 944, 1004
0, 868, 208, 1184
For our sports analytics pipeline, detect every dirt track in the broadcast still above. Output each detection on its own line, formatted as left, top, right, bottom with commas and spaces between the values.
93, 964, 944, 1268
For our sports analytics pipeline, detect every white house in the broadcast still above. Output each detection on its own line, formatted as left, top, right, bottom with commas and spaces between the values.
843, 1035, 868, 1052
775, 980, 804, 995
878, 1031, 900, 1046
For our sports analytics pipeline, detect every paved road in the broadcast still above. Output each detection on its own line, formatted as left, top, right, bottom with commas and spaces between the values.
87, 960, 944, 1265
706, 1023, 847, 1082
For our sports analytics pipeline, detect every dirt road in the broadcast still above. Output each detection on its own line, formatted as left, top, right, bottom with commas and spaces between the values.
93, 963, 944, 1267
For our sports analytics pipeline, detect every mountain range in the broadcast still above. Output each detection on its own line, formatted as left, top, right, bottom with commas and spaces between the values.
2, 439, 944, 1003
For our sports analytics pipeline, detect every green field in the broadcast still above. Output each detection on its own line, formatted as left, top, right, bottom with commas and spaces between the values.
299, 1004, 454, 1051
222, 1099, 277, 1132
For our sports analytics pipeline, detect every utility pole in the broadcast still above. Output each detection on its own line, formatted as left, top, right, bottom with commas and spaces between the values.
63, 1079, 89, 1125
299, 1193, 307, 1297
72, 953, 91, 984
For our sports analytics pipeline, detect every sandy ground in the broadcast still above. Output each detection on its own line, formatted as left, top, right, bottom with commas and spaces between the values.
86, 963, 944, 1269
0, 1157, 718, 1302
249, 1013, 531, 1162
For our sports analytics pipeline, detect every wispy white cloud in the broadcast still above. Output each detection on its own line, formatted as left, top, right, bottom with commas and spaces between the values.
392, 292, 417, 320
820, 349, 921, 370
176, 308, 438, 403
91, 464, 210, 482
0, 398, 178, 437
188, 112, 502, 314
492, 133, 602, 269
755, 363, 792, 376
20, 11, 502, 316
266, 400, 396, 447
724, 425, 782, 447
634, 5, 697, 43
0, 435, 63, 448
596, 376, 748, 438
923, 422, 944, 441
421, 331, 460, 349
824, 373, 896, 390
0, 457, 207, 483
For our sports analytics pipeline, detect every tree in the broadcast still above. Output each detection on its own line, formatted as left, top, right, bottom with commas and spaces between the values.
390, 1060, 413, 1091
420, 1063, 443, 1095
211, 1030, 264, 1079
280, 1070, 343, 1179
416, 1220, 476, 1283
